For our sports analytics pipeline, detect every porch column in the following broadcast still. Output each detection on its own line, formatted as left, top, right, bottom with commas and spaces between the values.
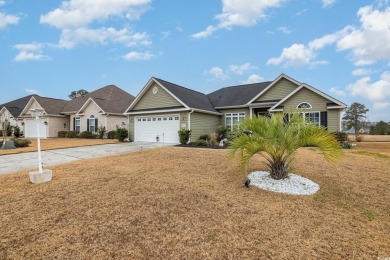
249, 107, 253, 118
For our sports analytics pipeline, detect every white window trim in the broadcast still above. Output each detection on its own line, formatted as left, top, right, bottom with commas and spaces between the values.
289, 111, 320, 126
297, 102, 312, 109
89, 115, 96, 132
225, 112, 246, 131
75, 117, 81, 132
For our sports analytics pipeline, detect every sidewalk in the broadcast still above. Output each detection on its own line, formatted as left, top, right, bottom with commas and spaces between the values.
0, 142, 172, 175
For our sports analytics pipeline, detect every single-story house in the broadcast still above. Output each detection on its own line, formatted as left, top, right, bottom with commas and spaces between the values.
1, 85, 135, 138
61, 85, 135, 134
0, 95, 40, 135
125, 74, 347, 143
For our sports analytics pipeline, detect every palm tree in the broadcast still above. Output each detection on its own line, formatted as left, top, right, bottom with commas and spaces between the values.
229, 113, 342, 180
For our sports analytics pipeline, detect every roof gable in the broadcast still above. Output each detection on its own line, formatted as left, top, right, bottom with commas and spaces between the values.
76, 98, 104, 115
269, 83, 347, 111
0, 94, 37, 117
248, 74, 301, 104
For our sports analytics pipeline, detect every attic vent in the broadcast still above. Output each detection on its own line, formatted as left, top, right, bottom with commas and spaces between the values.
152, 87, 158, 94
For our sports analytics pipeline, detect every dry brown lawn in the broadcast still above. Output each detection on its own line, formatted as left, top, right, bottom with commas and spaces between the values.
0, 143, 389, 259
348, 134, 390, 142
0, 138, 119, 156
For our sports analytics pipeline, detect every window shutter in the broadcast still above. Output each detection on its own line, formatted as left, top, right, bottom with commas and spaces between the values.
283, 113, 289, 123
73, 117, 76, 131
95, 118, 98, 132
320, 112, 328, 129
87, 119, 90, 131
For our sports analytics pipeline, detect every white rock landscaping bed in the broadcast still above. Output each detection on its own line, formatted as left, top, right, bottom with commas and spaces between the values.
247, 171, 320, 195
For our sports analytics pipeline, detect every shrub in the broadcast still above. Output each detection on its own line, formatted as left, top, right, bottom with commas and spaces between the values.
196, 140, 208, 146
198, 134, 209, 141
0, 141, 3, 147
13, 138, 31, 147
79, 131, 97, 139
208, 132, 218, 146
66, 131, 79, 138
178, 129, 191, 144
355, 135, 364, 142
13, 126, 21, 138
216, 125, 229, 141
332, 131, 348, 143
107, 131, 117, 139
97, 126, 106, 139
341, 142, 353, 149
58, 131, 67, 138
115, 128, 128, 142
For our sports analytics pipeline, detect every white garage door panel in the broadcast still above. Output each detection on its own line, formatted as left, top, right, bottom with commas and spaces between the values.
24, 119, 47, 138
135, 115, 180, 143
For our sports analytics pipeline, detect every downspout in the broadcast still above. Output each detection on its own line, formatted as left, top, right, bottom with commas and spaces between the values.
127, 115, 130, 142
188, 109, 194, 143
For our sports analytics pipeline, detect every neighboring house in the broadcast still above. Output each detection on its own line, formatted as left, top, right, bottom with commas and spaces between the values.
0, 95, 38, 134
19, 96, 69, 138
1, 85, 134, 138
61, 85, 135, 134
125, 74, 347, 143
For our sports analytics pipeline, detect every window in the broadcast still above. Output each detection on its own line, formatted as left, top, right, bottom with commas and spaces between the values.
175, 116, 179, 120
75, 117, 80, 132
88, 115, 96, 132
305, 112, 320, 125
225, 113, 245, 131
169, 117, 173, 120
297, 102, 312, 109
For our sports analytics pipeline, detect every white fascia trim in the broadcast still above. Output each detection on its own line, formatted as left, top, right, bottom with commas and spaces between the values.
61, 111, 78, 115
76, 98, 105, 115
105, 112, 127, 116
0, 107, 8, 114
124, 77, 190, 113
327, 106, 345, 109
215, 105, 248, 109
126, 108, 190, 115
269, 109, 284, 112
247, 102, 278, 107
247, 73, 301, 105
19, 96, 44, 116
191, 108, 223, 116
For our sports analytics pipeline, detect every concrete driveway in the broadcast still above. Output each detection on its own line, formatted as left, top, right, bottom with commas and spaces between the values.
0, 142, 172, 175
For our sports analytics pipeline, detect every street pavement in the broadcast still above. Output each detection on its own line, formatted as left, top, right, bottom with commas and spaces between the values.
0, 142, 172, 175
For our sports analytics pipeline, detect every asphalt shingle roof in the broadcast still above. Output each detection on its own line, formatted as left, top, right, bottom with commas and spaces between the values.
207, 81, 272, 107
154, 78, 219, 113
0, 95, 37, 117
34, 96, 68, 115
62, 85, 135, 114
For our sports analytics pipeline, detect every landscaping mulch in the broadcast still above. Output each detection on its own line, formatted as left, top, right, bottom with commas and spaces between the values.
0, 144, 389, 259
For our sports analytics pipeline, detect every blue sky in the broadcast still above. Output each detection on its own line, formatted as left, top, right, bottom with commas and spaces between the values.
1, 0, 390, 121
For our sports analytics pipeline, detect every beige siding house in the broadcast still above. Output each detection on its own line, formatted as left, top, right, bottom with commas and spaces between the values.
125, 74, 346, 144
1, 85, 134, 138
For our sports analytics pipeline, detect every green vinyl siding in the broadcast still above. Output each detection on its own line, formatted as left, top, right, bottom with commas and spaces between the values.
133, 83, 182, 110
281, 88, 341, 131
256, 78, 298, 102
282, 88, 328, 111
189, 112, 220, 141
327, 109, 341, 131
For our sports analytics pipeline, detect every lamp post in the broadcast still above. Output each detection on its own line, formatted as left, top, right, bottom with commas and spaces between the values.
30, 108, 44, 172
29, 108, 52, 184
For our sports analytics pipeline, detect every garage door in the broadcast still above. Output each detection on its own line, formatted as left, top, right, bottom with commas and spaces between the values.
24, 119, 47, 138
135, 115, 180, 143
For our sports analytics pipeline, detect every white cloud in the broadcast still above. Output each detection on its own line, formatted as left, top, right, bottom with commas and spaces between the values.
277, 26, 291, 34
123, 51, 153, 60
229, 63, 256, 75
40, 0, 150, 29
347, 71, 390, 109
243, 74, 264, 84
208, 67, 229, 81
40, 0, 151, 49
192, 0, 285, 39
352, 68, 373, 76
0, 1, 5, 6
329, 87, 346, 96
267, 27, 351, 67
25, 89, 40, 95
0, 12, 19, 29
57, 27, 151, 49
337, 5, 390, 65
322, 0, 336, 8
12, 43, 51, 62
